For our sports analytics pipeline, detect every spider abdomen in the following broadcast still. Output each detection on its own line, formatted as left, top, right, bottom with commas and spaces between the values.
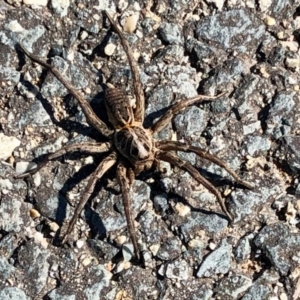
114, 126, 154, 173
105, 88, 134, 128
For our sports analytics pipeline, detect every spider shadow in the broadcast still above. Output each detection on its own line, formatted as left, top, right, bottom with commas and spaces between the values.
150, 163, 241, 220
31, 152, 111, 247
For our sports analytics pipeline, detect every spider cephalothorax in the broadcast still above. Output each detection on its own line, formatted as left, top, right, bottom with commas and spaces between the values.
114, 125, 155, 173
19, 11, 253, 261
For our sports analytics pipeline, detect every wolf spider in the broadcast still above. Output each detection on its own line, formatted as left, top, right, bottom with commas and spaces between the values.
19, 11, 253, 261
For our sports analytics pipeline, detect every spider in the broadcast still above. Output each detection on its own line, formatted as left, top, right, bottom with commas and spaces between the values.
18, 11, 253, 261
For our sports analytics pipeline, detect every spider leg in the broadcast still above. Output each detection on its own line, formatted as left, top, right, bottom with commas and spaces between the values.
157, 150, 233, 222
157, 140, 253, 189
116, 162, 140, 261
19, 44, 113, 138
62, 152, 117, 244
16, 142, 111, 178
104, 11, 145, 123
151, 91, 227, 134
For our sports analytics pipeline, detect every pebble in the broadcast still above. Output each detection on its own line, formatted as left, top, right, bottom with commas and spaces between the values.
264, 16, 276, 26
29, 209, 41, 219
104, 43, 116, 56
123, 14, 139, 33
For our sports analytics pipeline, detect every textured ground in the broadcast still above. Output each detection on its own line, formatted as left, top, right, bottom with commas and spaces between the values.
0, 0, 300, 299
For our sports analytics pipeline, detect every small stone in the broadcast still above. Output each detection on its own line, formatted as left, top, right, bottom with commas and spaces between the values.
2, 189, 9, 195
149, 244, 160, 255
51, 0, 70, 17
30, 209, 41, 219
115, 261, 126, 273
81, 257, 92, 266
48, 222, 60, 232
164, 259, 189, 280
277, 31, 284, 39
264, 16, 276, 26
79, 30, 88, 41
174, 202, 191, 216
122, 243, 134, 262
197, 239, 232, 277
285, 57, 299, 69
115, 235, 127, 246
159, 23, 183, 44
32, 172, 41, 187
104, 43, 116, 56
123, 14, 139, 33
33, 232, 48, 249
259, 0, 272, 11
76, 240, 85, 249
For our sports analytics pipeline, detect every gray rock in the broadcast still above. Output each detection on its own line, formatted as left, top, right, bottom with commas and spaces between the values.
88, 239, 119, 261
0, 66, 20, 83
216, 273, 252, 298
159, 258, 189, 280
174, 106, 207, 138
153, 193, 169, 215
139, 211, 171, 245
235, 234, 255, 261
186, 37, 220, 62
18, 98, 52, 128
229, 185, 280, 222
244, 135, 272, 156
47, 289, 76, 300
180, 212, 228, 243
159, 23, 183, 45
47, 264, 113, 300
51, 0, 70, 17
197, 239, 232, 277
266, 91, 296, 138
0, 287, 30, 300
280, 136, 300, 172
156, 236, 182, 261
196, 9, 265, 54
241, 284, 271, 300
0, 194, 31, 233
145, 84, 172, 127
254, 223, 300, 276
202, 58, 247, 94
17, 241, 50, 295
0, 256, 15, 282
41, 55, 89, 99
83, 265, 113, 300
1, 17, 45, 52
155, 44, 185, 64
268, 0, 297, 18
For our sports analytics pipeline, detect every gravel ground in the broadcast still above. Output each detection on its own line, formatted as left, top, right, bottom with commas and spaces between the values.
0, 0, 300, 299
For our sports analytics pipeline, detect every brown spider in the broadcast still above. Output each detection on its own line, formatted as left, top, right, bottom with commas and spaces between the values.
19, 11, 253, 261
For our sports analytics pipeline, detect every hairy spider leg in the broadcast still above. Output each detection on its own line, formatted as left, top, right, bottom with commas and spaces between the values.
17, 142, 111, 178
116, 162, 140, 260
19, 44, 113, 137
157, 140, 254, 189
62, 152, 117, 244
157, 151, 233, 221
104, 11, 145, 124
151, 92, 227, 134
